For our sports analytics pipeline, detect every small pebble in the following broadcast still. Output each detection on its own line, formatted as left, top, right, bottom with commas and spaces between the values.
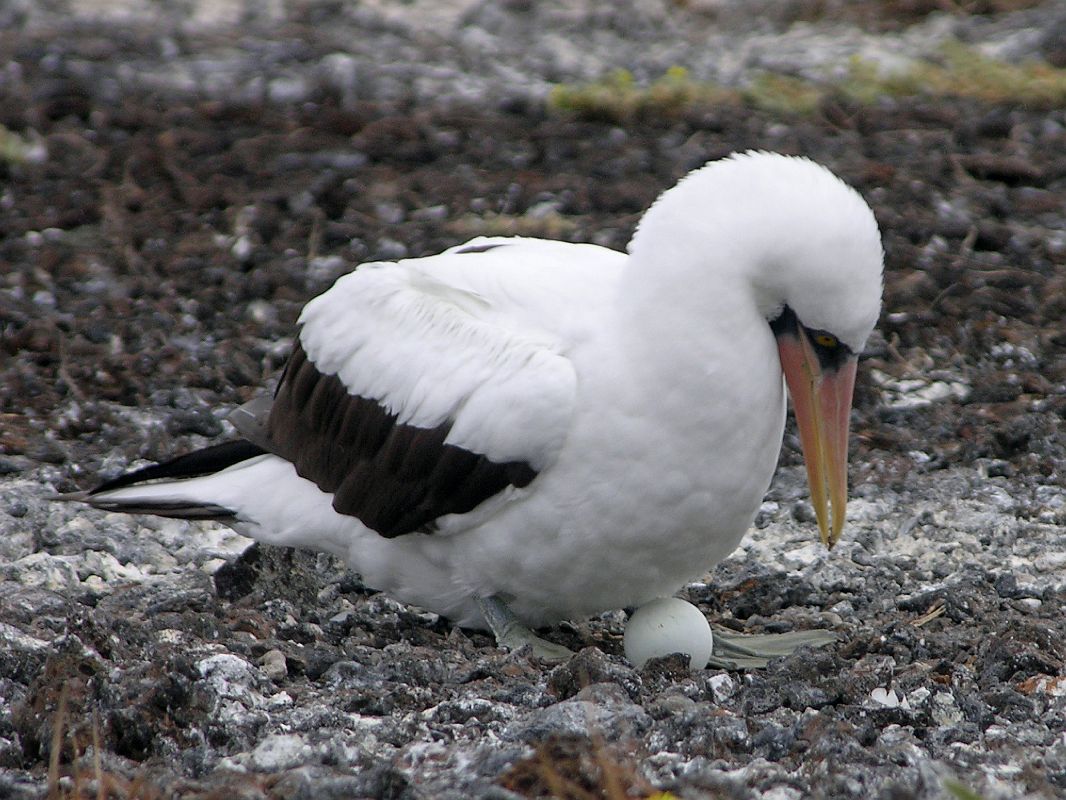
261, 648, 288, 681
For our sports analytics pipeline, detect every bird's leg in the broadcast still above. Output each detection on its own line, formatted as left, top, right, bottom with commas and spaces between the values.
473, 594, 574, 663
707, 626, 839, 670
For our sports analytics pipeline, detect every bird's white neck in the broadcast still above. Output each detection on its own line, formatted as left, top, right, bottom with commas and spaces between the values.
616, 243, 780, 399
612, 243, 786, 495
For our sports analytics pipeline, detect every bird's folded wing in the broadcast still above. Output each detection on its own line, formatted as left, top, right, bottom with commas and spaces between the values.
238, 259, 577, 539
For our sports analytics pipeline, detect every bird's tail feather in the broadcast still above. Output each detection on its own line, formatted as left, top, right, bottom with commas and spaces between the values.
53, 440, 268, 521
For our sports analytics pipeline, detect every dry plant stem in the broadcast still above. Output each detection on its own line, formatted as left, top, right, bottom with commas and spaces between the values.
47, 685, 69, 800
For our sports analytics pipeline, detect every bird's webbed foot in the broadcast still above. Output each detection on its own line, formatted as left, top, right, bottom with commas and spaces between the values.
474, 594, 574, 663
707, 626, 839, 670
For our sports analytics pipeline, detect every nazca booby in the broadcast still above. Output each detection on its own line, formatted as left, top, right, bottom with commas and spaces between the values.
67, 151, 884, 665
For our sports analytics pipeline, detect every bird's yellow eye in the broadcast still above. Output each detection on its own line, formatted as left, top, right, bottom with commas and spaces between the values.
813, 333, 838, 349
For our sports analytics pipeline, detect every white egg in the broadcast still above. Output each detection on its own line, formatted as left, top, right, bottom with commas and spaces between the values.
623, 597, 714, 670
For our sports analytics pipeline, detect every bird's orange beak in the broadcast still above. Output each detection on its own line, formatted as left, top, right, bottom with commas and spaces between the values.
776, 330, 857, 548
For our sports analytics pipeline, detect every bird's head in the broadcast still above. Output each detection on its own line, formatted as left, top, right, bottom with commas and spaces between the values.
747, 154, 883, 547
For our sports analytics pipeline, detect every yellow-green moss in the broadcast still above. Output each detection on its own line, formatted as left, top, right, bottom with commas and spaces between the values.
548, 66, 737, 123
944, 778, 987, 800
548, 66, 827, 121
743, 72, 825, 116
917, 40, 1066, 106
841, 42, 1066, 108
548, 43, 1066, 123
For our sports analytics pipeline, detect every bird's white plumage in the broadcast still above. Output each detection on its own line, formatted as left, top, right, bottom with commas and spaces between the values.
88, 152, 884, 631
295, 239, 621, 469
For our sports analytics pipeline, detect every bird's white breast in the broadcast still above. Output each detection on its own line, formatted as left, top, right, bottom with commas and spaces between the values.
405, 296, 789, 627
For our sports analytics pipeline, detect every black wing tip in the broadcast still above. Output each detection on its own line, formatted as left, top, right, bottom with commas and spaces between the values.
87, 440, 267, 496
49, 488, 239, 520
84, 499, 239, 520
48, 440, 265, 522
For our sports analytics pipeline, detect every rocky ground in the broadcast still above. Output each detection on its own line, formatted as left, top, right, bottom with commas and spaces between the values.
1, 1, 1064, 798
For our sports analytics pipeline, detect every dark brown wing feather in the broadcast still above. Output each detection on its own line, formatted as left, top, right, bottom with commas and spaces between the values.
263, 340, 536, 538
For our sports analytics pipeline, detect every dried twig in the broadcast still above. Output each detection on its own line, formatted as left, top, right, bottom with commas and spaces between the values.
911, 599, 947, 627
47, 685, 69, 800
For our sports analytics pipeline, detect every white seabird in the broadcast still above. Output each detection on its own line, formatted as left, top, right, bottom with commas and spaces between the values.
68, 151, 884, 665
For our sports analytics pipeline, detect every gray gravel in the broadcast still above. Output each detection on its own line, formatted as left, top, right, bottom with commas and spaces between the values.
3, 460, 1064, 798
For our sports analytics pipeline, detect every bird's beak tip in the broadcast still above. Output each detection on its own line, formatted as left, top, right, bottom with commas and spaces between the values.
811, 489, 842, 550
824, 518, 844, 550
819, 521, 834, 550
